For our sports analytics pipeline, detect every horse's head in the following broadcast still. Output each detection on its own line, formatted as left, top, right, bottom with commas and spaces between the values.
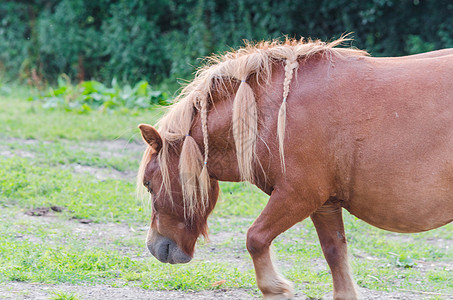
138, 124, 219, 264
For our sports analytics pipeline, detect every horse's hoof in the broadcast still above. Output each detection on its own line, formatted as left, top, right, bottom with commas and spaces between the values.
263, 293, 293, 300
263, 284, 293, 299
259, 275, 294, 299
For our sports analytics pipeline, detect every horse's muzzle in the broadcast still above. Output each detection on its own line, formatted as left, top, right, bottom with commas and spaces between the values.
147, 231, 192, 264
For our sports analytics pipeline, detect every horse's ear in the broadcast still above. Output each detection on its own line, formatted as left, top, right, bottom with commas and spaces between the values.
138, 124, 162, 152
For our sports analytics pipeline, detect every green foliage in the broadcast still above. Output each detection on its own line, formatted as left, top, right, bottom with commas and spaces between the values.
0, 86, 165, 142
50, 291, 81, 300
395, 254, 415, 268
0, 2, 30, 77
1, 1, 453, 84
405, 35, 436, 55
33, 76, 169, 113
0, 157, 141, 223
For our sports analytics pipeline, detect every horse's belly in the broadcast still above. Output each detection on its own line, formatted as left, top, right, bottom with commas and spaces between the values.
344, 112, 453, 232
346, 172, 453, 233
346, 198, 453, 233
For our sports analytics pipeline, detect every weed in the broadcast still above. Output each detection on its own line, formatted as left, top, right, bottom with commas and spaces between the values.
33, 77, 170, 113
50, 291, 81, 300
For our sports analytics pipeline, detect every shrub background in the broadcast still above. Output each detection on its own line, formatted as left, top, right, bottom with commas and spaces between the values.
1, 0, 452, 85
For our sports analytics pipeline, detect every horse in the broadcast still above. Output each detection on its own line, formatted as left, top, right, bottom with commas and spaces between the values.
137, 37, 453, 299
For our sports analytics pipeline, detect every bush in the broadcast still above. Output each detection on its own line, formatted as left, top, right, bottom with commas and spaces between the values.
32, 76, 169, 113
0, 2, 31, 80
1, 0, 453, 85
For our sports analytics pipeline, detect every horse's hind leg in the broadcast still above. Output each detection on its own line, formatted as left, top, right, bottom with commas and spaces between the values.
310, 201, 360, 300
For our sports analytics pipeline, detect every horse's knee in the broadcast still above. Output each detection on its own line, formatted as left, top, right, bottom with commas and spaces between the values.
246, 227, 270, 256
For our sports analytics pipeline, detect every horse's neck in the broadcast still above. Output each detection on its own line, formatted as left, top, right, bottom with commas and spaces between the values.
190, 100, 242, 183
190, 81, 282, 193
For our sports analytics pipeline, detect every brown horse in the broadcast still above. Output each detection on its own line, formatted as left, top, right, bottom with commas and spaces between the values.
137, 38, 453, 299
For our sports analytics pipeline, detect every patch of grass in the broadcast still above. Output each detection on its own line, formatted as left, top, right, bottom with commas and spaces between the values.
139, 262, 255, 291
0, 156, 144, 224
0, 240, 136, 284
343, 212, 453, 263
121, 271, 142, 282
214, 182, 267, 218
0, 217, 256, 291
0, 88, 165, 142
50, 291, 81, 300
0, 206, 256, 291
4, 138, 142, 173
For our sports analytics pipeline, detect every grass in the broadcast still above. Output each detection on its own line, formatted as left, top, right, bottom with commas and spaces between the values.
0, 85, 452, 299
0, 157, 142, 223
0, 87, 165, 142
0, 205, 256, 291
50, 291, 81, 300
3, 138, 141, 172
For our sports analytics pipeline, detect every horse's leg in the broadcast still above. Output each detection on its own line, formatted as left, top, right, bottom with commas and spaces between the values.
247, 188, 321, 299
310, 201, 359, 300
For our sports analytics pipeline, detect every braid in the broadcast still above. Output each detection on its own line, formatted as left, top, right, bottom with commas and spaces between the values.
200, 97, 209, 166
277, 53, 298, 172
199, 95, 210, 208
283, 57, 298, 99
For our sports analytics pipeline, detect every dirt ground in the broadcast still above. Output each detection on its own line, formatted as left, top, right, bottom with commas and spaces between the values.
0, 282, 255, 300
0, 281, 442, 299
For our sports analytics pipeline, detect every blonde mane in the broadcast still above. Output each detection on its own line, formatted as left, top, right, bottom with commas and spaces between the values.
138, 36, 368, 220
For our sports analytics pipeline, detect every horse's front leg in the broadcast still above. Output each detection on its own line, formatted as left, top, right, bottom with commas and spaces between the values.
247, 187, 321, 299
310, 201, 360, 300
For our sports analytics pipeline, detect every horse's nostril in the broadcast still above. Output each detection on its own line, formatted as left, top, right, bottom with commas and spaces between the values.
155, 241, 171, 262
165, 242, 170, 252
164, 242, 170, 260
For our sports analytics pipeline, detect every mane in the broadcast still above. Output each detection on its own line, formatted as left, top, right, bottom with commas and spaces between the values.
138, 36, 368, 220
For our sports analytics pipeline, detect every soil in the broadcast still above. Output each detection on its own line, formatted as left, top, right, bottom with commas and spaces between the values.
0, 282, 257, 300
0, 281, 442, 299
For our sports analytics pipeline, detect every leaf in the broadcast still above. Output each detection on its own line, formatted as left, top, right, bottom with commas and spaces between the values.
396, 254, 415, 268
211, 279, 226, 287
52, 86, 68, 97
133, 80, 149, 97
78, 103, 92, 114
80, 81, 106, 94
36, 79, 169, 112
133, 96, 151, 108
149, 90, 162, 98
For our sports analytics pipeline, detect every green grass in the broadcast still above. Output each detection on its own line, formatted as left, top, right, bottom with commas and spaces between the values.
0, 157, 143, 224
50, 291, 81, 300
3, 138, 141, 172
0, 205, 256, 291
0, 86, 452, 298
0, 87, 165, 142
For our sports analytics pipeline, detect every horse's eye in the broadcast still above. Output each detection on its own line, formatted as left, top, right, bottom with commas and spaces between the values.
144, 181, 153, 193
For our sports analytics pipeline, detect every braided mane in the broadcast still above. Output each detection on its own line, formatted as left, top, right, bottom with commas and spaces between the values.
138, 37, 368, 220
